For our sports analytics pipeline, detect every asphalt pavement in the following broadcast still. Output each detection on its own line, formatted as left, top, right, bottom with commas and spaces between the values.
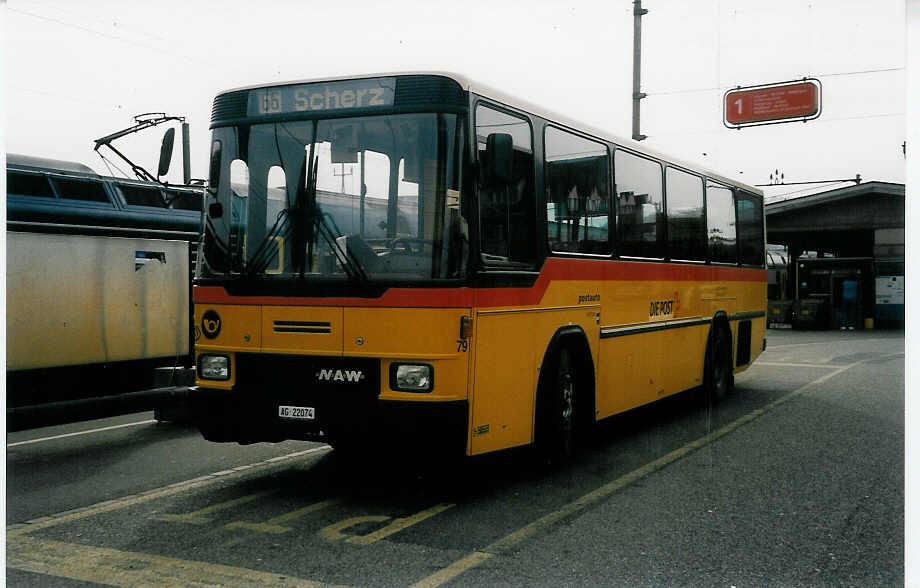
6, 328, 905, 586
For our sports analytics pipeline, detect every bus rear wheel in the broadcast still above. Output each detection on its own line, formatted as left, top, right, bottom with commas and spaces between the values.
704, 325, 734, 404
536, 346, 577, 465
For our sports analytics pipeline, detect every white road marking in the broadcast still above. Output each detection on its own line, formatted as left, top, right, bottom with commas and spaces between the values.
766, 337, 895, 349
7, 419, 158, 448
754, 361, 844, 369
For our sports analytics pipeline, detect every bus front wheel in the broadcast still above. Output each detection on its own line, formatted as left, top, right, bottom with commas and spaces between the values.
536, 346, 577, 465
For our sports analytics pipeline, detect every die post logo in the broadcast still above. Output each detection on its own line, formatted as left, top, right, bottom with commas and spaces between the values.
201, 310, 222, 339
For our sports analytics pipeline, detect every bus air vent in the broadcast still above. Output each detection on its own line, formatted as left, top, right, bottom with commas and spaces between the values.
273, 320, 332, 334
395, 76, 465, 107
211, 90, 248, 124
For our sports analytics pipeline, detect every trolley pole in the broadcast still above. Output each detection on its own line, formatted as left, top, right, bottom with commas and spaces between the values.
632, 0, 648, 142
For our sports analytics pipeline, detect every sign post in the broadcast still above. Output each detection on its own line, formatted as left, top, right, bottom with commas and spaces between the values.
724, 79, 821, 129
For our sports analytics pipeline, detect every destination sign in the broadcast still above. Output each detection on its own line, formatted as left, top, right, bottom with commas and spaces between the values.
248, 77, 396, 116
724, 79, 821, 128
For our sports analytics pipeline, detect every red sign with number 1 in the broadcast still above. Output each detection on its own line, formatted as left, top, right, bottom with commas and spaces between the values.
724, 81, 820, 127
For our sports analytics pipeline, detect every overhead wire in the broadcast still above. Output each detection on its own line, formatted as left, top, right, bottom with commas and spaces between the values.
15, 0, 167, 42
7, 85, 99, 107
646, 66, 905, 97
763, 180, 851, 202
96, 152, 132, 179
7, 7, 213, 66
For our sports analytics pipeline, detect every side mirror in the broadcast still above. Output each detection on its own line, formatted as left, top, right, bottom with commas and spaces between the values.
208, 202, 223, 219
208, 141, 222, 188
484, 133, 513, 185
158, 128, 175, 177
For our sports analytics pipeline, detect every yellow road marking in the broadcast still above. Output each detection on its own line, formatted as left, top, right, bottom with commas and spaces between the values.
7, 446, 332, 539
320, 515, 391, 542
319, 503, 455, 545
226, 497, 345, 534
7, 535, 340, 587
152, 489, 278, 524
347, 503, 455, 545
410, 551, 494, 588
412, 356, 889, 587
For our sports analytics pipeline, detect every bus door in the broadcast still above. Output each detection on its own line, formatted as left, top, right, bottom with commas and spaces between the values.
469, 101, 542, 455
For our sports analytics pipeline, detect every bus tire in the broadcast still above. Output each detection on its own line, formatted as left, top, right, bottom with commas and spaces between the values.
536, 346, 577, 465
703, 323, 734, 404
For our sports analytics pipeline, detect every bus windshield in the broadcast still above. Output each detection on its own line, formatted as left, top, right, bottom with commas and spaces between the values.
202, 112, 466, 281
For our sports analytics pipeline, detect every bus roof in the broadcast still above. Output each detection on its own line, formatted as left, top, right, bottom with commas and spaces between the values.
216, 71, 762, 197
7, 153, 204, 196
7, 153, 100, 176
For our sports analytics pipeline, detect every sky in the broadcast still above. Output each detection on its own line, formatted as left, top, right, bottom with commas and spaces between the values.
3, 0, 909, 202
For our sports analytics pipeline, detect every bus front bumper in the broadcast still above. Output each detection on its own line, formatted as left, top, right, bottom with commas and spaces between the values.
188, 385, 468, 454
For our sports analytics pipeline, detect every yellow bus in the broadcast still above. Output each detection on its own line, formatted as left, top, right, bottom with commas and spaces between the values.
190, 72, 766, 461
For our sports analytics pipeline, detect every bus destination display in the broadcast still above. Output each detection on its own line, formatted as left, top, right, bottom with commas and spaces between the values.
249, 78, 396, 116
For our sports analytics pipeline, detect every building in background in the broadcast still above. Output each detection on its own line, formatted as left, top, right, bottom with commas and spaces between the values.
765, 182, 904, 329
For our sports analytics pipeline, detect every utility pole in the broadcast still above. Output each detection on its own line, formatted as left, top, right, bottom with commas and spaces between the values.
333, 163, 353, 194
632, 0, 648, 142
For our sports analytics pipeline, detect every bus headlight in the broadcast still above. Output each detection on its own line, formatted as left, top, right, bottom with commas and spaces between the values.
199, 354, 230, 381
391, 364, 433, 392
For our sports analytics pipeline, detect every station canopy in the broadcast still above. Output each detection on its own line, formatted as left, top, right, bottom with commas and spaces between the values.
765, 181, 904, 258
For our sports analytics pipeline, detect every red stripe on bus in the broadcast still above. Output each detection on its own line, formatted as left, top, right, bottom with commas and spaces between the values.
193, 258, 766, 308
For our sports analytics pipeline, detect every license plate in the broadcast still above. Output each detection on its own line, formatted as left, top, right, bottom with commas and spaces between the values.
278, 405, 315, 420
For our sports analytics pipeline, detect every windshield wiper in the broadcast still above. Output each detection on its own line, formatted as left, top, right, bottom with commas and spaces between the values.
296, 154, 316, 277
245, 155, 316, 277
296, 153, 368, 282
248, 153, 368, 283
313, 210, 369, 283
246, 207, 294, 276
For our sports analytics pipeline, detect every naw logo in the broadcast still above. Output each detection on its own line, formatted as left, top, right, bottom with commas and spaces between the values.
316, 368, 364, 383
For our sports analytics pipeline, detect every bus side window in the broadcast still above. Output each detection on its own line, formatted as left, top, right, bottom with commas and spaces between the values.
706, 181, 737, 264
475, 104, 536, 265
265, 165, 287, 274
737, 190, 765, 266
544, 126, 610, 255
7, 172, 55, 198
614, 150, 663, 258
52, 178, 111, 204
168, 189, 204, 211
230, 159, 250, 260
665, 167, 705, 261
120, 184, 167, 207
